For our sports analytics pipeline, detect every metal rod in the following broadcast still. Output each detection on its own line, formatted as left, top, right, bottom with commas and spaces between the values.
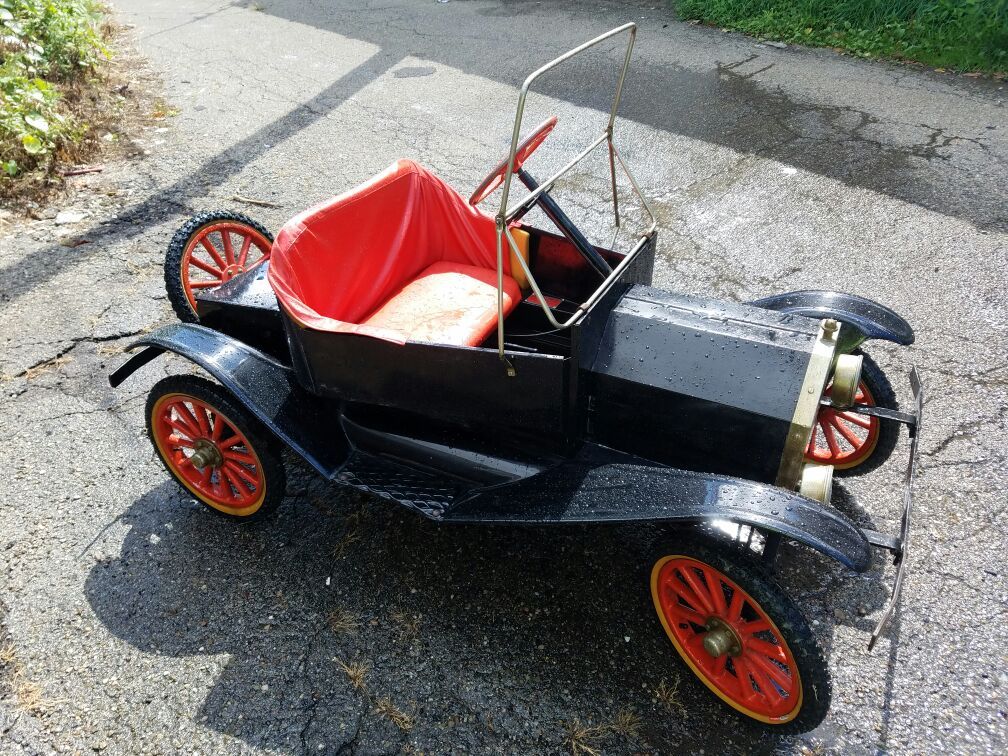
491, 23, 643, 365
607, 138, 621, 229
504, 133, 608, 221
498, 23, 637, 226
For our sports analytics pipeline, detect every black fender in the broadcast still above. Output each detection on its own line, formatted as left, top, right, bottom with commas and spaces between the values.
749, 290, 914, 349
445, 445, 871, 572
108, 323, 349, 476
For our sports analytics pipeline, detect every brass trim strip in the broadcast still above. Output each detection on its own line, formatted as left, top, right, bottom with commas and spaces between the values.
776, 320, 838, 489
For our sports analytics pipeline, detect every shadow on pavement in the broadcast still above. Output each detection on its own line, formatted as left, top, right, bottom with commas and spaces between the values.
84, 468, 895, 753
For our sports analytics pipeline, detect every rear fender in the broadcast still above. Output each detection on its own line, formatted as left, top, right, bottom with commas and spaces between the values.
109, 323, 348, 476
750, 290, 914, 352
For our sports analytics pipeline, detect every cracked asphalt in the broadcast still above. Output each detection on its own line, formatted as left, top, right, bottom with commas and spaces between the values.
1, 1, 1006, 754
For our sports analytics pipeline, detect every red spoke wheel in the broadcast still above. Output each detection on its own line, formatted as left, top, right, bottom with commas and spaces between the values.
146, 375, 285, 520
805, 351, 899, 475
166, 211, 274, 323
650, 536, 830, 731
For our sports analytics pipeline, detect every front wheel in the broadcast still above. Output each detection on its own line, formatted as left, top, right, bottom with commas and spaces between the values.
649, 535, 830, 731
146, 374, 286, 520
806, 350, 899, 475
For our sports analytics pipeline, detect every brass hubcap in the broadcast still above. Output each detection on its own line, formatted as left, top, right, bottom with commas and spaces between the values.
190, 439, 223, 470
702, 617, 742, 658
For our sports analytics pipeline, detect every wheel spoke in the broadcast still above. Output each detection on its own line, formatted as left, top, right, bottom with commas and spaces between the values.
164, 414, 197, 439
747, 659, 783, 705
747, 650, 794, 692
218, 434, 244, 450
838, 411, 872, 429
745, 637, 788, 663
174, 402, 204, 438
678, 567, 716, 615
741, 618, 772, 634
831, 415, 863, 447
662, 596, 707, 625
731, 656, 758, 704
167, 433, 194, 449
702, 567, 728, 615
189, 280, 222, 289
220, 465, 247, 496
727, 588, 744, 622
210, 413, 226, 442
225, 460, 259, 488
199, 237, 227, 270
236, 235, 253, 268
192, 404, 211, 436
188, 257, 224, 278
822, 420, 841, 457
222, 448, 256, 465
709, 651, 728, 678
220, 230, 235, 266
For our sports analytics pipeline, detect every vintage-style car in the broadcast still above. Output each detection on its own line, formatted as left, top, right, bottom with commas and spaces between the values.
110, 24, 921, 731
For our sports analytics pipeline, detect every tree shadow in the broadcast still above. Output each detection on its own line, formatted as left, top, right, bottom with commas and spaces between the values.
3, 0, 1002, 309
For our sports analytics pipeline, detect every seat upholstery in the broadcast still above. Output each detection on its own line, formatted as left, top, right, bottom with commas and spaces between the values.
364, 262, 520, 347
267, 159, 525, 346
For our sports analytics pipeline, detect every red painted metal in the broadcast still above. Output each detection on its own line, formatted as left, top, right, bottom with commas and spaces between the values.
654, 556, 801, 721
151, 394, 265, 512
806, 383, 880, 469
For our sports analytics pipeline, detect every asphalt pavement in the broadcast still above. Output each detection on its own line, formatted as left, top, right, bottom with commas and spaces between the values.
1, 1, 1006, 754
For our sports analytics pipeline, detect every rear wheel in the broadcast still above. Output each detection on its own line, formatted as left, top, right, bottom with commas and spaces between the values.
165, 211, 273, 323
805, 351, 899, 475
146, 375, 285, 520
649, 535, 830, 731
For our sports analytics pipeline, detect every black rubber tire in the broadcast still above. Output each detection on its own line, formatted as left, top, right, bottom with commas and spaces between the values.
145, 374, 286, 522
648, 532, 831, 733
164, 211, 273, 323
834, 350, 899, 477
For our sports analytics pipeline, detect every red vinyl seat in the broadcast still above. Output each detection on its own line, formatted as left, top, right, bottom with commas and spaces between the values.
267, 159, 522, 347
364, 261, 519, 347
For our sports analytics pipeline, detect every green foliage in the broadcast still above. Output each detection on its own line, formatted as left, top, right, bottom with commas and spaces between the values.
0, 0, 108, 178
676, 0, 1008, 73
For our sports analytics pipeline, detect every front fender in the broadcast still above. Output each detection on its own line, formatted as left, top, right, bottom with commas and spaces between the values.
750, 290, 914, 349
445, 445, 871, 572
108, 323, 348, 477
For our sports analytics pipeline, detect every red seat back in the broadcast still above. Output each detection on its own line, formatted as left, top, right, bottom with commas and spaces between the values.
268, 159, 503, 333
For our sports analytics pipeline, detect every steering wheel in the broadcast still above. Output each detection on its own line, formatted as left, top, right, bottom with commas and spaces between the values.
469, 116, 558, 207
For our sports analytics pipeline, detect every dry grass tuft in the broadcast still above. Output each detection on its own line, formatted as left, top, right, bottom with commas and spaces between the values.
327, 608, 359, 635
796, 739, 828, 756
654, 677, 686, 715
374, 696, 414, 731
332, 512, 362, 559
563, 719, 606, 756
335, 658, 368, 691
609, 707, 643, 740
389, 610, 420, 640
21, 355, 73, 381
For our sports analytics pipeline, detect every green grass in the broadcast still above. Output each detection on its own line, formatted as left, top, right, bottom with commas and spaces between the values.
0, 0, 109, 179
676, 0, 1008, 74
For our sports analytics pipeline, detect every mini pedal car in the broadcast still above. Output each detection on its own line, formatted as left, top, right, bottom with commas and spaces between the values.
110, 25, 922, 731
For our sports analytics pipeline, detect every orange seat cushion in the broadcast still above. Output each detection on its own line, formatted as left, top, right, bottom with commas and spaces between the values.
363, 261, 520, 347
